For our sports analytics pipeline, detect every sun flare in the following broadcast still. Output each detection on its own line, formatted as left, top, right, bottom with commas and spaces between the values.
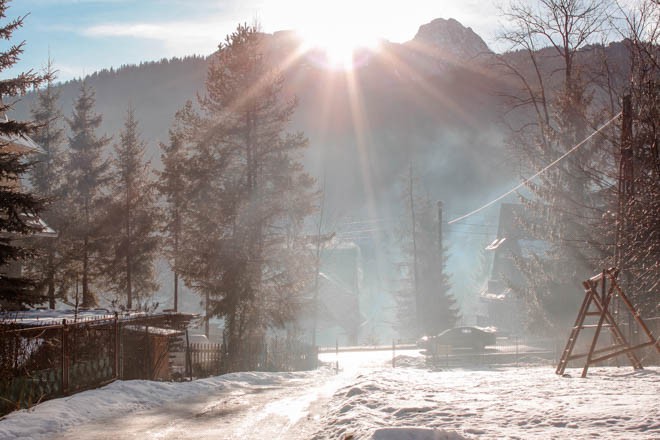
297, 25, 379, 70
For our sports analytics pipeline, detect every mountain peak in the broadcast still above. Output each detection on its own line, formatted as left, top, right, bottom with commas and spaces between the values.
411, 18, 491, 60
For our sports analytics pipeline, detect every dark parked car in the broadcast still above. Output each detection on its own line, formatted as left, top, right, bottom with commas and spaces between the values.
420, 327, 496, 353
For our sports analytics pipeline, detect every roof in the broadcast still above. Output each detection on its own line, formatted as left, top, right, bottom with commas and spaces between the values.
21, 213, 57, 237
0, 309, 196, 327
123, 325, 183, 336
0, 115, 45, 154
0, 213, 58, 239
0, 133, 44, 154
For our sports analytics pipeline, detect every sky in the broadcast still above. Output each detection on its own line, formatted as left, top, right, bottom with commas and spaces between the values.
9, 0, 502, 82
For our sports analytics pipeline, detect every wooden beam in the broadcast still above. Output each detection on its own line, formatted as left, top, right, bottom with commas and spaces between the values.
567, 344, 627, 361
588, 341, 657, 365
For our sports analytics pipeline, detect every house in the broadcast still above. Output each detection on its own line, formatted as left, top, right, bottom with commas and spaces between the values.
304, 240, 365, 346
478, 203, 549, 334
0, 121, 56, 282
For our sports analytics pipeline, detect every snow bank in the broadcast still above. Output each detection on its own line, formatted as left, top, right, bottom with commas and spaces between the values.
313, 366, 660, 439
0, 370, 326, 439
372, 427, 466, 439
1, 352, 658, 440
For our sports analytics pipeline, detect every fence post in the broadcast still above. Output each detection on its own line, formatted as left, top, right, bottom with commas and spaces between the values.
221, 334, 226, 373
335, 338, 339, 374
515, 336, 519, 367
144, 325, 151, 380
185, 329, 192, 381
216, 343, 221, 375
61, 319, 69, 395
263, 341, 268, 371
113, 313, 119, 380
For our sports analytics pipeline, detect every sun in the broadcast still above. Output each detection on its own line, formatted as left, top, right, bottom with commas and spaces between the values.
296, 25, 380, 70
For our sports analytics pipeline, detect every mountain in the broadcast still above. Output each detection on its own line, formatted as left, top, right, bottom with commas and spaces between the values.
9, 17, 635, 326
13, 19, 508, 218
410, 18, 492, 59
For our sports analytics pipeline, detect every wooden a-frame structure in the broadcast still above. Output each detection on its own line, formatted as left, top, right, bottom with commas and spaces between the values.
556, 268, 660, 377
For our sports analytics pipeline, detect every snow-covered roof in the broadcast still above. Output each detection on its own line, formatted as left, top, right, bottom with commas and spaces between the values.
21, 213, 57, 237
0, 116, 44, 154
0, 309, 187, 326
123, 325, 183, 336
485, 237, 506, 250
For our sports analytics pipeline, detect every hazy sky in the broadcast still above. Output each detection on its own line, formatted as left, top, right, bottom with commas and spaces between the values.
10, 0, 502, 82
8, 0, 645, 83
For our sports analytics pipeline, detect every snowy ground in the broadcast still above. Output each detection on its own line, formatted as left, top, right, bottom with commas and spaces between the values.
0, 349, 658, 440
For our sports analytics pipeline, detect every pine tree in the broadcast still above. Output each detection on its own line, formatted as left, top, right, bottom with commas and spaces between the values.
396, 163, 458, 337
158, 107, 190, 312
0, 153, 45, 310
62, 83, 112, 308
0, 0, 48, 310
103, 106, 160, 309
27, 59, 66, 309
30, 60, 64, 198
178, 23, 317, 369
417, 204, 459, 336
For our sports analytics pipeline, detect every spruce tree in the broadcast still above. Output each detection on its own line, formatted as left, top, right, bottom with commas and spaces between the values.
27, 60, 66, 309
396, 163, 458, 337
0, 153, 45, 310
103, 106, 160, 310
178, 23, 317, 369
0, 0, 48, 310
158, 108, 189, 312
62, 84, 111, 308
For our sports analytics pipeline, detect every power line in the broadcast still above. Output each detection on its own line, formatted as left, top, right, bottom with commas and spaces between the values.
339, 218, 395, 226
447, 112, 622, 225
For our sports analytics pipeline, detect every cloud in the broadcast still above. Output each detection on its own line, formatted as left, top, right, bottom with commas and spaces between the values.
51, 62, 96, 82
78, 0, 506, 57
82, 20, 236, 56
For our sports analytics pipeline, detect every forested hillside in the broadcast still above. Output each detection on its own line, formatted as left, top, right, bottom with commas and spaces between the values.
10, 17, 648, 332
13, 20, 514, 219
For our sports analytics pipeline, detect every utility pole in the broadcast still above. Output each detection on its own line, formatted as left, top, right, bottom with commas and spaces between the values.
205, 291, 210, 337
437, 200, 445, 328
615, 95, 634, 268
437, 201, 443, 258
312, 171, 327, 350
616, 95, 634, 343
409, 162, 420, 333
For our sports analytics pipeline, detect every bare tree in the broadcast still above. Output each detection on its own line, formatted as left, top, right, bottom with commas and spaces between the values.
496, 0, 619, 333
608, 0, 660, 315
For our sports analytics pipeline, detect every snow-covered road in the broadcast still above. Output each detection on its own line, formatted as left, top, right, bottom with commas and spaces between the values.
1, 349, 658, 440
53, 370, 345, 440
52, 350, 401, 439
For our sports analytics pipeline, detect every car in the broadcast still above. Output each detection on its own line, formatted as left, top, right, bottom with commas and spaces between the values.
423, 326, 496, 352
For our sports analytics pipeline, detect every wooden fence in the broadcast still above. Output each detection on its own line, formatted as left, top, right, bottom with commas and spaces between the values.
1, 316, 319, 415
188, 342, 222, 377
0, 314, 189, 415
184, 336, 318, 379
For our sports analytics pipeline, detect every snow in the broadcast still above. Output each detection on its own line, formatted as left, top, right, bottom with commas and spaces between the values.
313, 360, 659, 439
123, 324, 182, 335
0, 309, 146, 326
0, 349, 658, 440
